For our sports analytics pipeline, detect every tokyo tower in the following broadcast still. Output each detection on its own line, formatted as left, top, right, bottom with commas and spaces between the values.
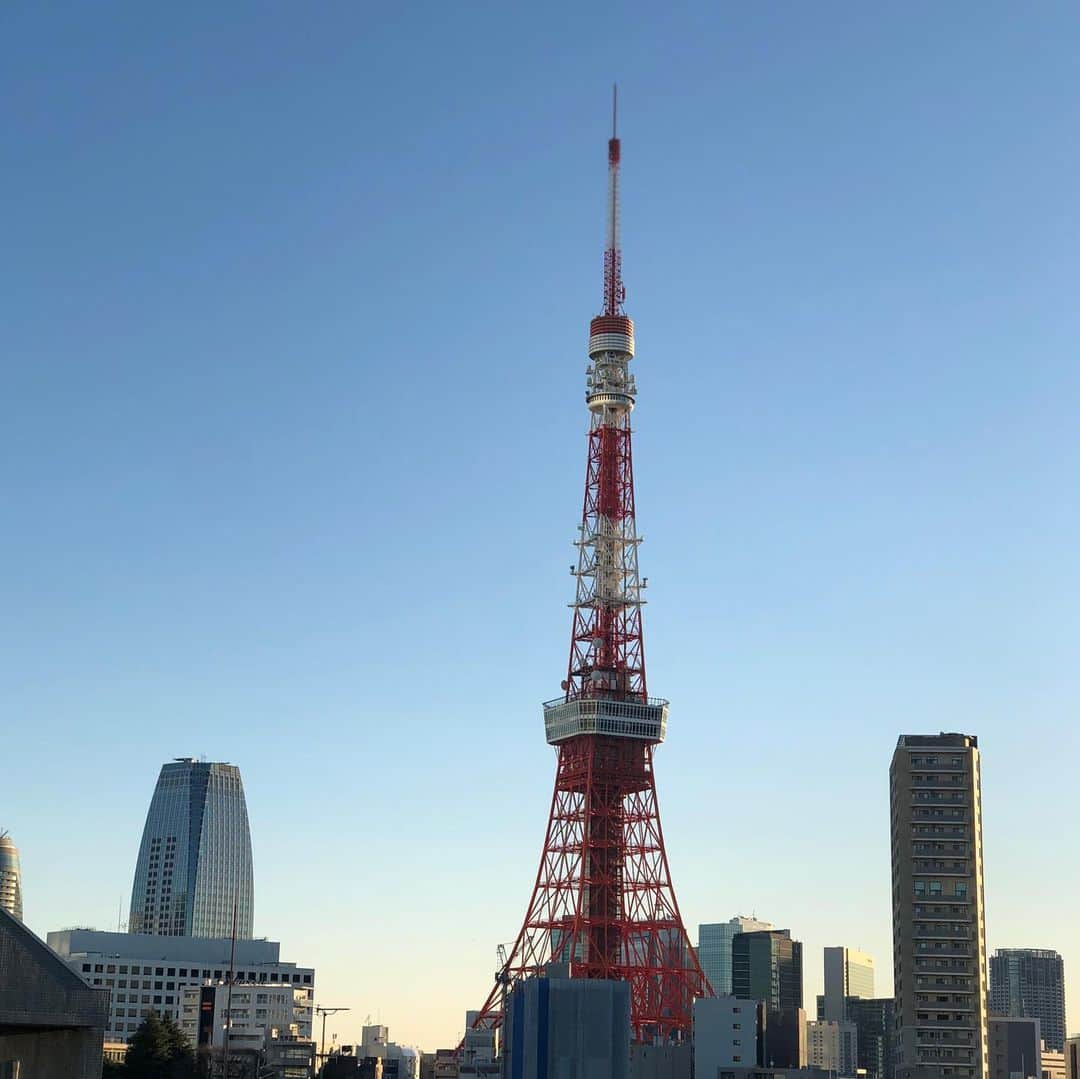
469, 91, 711, 1043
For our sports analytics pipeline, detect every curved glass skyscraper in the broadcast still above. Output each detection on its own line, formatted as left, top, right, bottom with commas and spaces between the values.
0, 830, 22, 920
129, 759, 254, 938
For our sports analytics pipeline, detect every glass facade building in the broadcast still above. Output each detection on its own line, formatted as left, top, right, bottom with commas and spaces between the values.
698, 916, 774, 996
847, 996, 897, 1079
129, 759, 254, 938
732, 929, 805, 1069
989, 949, 1067, 1053
0, 830, 22, 921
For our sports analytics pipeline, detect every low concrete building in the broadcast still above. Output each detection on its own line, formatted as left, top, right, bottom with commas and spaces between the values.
695, 996, 761, 1070
805, 1018, 857, 1076
631, 1042, 692, 1078
1044, 1049, 1066, 1079
0, 906, 109, 1078
711, 1069, 838, 1079
265, 1032, 317, 1078
47, 927, 314, 1044
179, 980, 314, 1054
1066, 1036, 1080, 1079
989, 1016, 1043, 1079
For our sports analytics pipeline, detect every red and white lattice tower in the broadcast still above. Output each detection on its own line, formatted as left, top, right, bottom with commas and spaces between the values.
469, 92, 712, 1043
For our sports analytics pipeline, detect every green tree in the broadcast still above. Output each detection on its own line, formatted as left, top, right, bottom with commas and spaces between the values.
124, 1011, 196, 1079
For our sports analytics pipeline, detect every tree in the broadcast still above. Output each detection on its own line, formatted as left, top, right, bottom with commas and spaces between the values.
123, 1011, 196, 1079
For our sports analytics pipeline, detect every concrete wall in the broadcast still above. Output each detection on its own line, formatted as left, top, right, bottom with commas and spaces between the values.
0, 1028, 104, 1079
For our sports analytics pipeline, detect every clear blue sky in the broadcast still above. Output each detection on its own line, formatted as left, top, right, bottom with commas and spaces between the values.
3, 1, 1078, 1052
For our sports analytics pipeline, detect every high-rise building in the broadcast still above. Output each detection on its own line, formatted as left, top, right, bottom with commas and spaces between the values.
699, 917, 775, 996
823, 946, 875, 1021
890, 733, 989, 1079
847, 997, 897, 1079
732, 929, 805, 1068
129, 758, 254, 938
0, 830, 22, 921
990, 949, 1067, 1053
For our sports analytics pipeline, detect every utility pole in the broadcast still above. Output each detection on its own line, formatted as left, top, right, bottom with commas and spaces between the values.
221, 897, 238, 1079
315, 1006, 350, 1076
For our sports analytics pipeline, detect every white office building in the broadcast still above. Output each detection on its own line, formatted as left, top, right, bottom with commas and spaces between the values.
46, 928, 314, 1044
823, 946, 875, 1021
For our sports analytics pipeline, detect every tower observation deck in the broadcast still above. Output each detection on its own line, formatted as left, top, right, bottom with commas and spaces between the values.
467, 90, 711, 1044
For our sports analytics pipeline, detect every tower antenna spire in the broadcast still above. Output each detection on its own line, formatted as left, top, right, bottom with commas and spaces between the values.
603, 87, 624, 315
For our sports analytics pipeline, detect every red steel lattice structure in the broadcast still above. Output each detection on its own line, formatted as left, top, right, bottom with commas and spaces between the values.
470, 92, 711, 1044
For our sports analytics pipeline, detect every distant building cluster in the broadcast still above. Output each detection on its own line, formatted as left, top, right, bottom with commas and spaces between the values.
0, 756, 327, 1079
0, 735, 1076, 1079
431, 731, 1074, 1079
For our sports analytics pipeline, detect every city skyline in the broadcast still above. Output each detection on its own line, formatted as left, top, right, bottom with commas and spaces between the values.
4, 1, 1080, 1053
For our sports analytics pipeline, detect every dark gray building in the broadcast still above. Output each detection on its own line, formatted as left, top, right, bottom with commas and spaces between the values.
847, 997, 896, 1079
0, 906, 109, 1078
503, 970, 631, 1079
732, 930, 805, 1068
990, 949, 1067, 1054
130, 758, 255, 938
988, 1016, 1042, 1079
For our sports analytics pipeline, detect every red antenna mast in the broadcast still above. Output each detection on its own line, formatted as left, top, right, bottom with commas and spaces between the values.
603, 84, 625, 317
467, 91, 711, 1045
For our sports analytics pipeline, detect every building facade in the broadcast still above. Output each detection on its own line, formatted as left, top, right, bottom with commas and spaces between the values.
129, 758, 254, 938
178, 981, 314, 1051
0, 832, 22, 922
700, 917, 775, 997
988, 1016, 1042, 1079
694, 995, 760, 1071
990, 949, 1067, 1054
502, 972, 631, 1079
822, 946, 875, 1021
1066, 1037, 1080, 1079
847, 997, 896, 1079
733, 930, 805, 1068
806, 1019, 858, 1077
46, 928, 313, 1045
890, 733, 989, 1079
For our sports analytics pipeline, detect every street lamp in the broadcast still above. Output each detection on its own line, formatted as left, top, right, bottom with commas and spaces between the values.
315, 1006, 350, 1076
